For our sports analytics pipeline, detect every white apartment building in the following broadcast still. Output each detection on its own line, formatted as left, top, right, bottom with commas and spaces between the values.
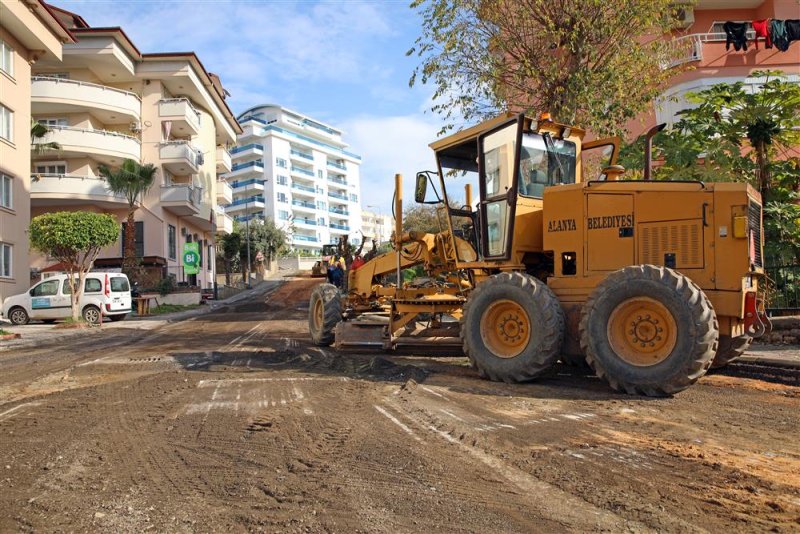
360, 209, 393, 246
223, 105, 362, 254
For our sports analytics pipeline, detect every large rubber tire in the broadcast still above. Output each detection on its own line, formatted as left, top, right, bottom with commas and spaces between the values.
8, 307, 29, 325
460, 272, 564, 383
710, 334, 753, 369
309, 283, 342, 346
560, 352, 589, 367
82, 305, 101, 325
580, 265, 718, 397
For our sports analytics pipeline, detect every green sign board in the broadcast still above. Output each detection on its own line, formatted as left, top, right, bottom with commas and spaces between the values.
183, 242, 200, 275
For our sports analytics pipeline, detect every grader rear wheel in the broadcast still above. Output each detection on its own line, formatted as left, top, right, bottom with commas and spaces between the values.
461, 272, 564, 383
710, 335, 753, 369
308, 283, 342, 346
580, 265, 718, 396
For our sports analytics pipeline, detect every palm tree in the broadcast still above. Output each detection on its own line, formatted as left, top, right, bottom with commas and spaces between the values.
31, 120, 61, 157
99, 159, 158, 274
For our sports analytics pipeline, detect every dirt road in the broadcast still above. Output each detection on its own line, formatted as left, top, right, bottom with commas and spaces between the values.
1, 277, 798, 532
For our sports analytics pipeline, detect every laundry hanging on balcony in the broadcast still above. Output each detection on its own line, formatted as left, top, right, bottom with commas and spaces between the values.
751, 19, 772, 49
723, 21, 749, 51
786, 20, 800, 47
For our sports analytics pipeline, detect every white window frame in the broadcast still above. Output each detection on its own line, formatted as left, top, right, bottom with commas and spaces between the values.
0, 242, 12, 278
0, 174, 11, 210
0, 105, 13, 143
37, 118, 68, 127
34, 162, 67, 175
0, 39, 13, 78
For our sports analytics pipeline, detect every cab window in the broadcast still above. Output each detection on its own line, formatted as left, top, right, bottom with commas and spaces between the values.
31, 280, 59, 297
518, 133, 576, 198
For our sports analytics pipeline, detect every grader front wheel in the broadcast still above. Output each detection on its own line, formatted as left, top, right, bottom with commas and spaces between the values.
461, 272, 564, 383
580, 265, 718, 396
308, 283, 342, 346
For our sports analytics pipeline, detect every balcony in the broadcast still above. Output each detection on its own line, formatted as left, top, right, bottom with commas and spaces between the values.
291, 165, 315, 178
158, 98, 201, 135
160, 141, 200, 175
329, 207, 349, 217
161, 184, 202, 216
32, 126, 140, 166
290, 149, 314, 162
328, 175, 347, 187
327, 160, 346, 171
226, 195, 265, 214
328, 191, 348, 201
225, 160, 265, 180
291, 182, 316, 195
292, 199, 316, 212
230, 178, 265, 194
216, 180, 233, 206
294, 218, 318, 227
329, 223, 350, 232
235, 213, 265, 223
30, 174, 128, 209
31, 76, 141, 124
230, 143, 264, 161
293, 235, 319, 243
215, 206, 234, 234
216, 147, 232, 173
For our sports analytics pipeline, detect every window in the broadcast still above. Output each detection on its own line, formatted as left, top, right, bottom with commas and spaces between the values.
198, 239, 203, 267
518, 133, 576, 198
34, 163, 66, 175
121, 221, 144, 257
110, 277, 130, 292
317, 170, 323, 179
276, 157, 287, 168
279, 210, 289, 220
0, 39, 13, 77
277, 175, 287, 185
0, 105, 13, 142
0, 174, 11, 209
62, 278, 103, 294
318, 217, 325, 226
168, 225, 177, 260
31, 280, 59, 297
350, 194, 358, 202
37, 118, 68, 127
316, 200, 326, 210
207, 244, 213, 271
0, 243, 11, 278
277, 192, 287, 203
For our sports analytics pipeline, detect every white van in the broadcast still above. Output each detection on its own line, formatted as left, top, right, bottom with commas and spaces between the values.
1, 273, 132, 325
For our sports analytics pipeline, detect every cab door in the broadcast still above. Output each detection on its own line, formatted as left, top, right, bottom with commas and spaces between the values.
478, 116, 522, 259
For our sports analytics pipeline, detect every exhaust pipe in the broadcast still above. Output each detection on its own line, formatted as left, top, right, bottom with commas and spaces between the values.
643, 123, 666, 181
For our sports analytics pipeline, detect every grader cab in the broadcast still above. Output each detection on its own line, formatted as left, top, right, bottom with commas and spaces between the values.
309, 113, 768, 396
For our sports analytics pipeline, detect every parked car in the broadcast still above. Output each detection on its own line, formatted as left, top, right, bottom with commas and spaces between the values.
1, 273, 132, 325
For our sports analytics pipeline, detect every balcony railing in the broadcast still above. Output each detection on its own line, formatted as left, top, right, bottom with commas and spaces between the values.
230, 143, 264, 155
292, 182, 316, 193
160, 183, 202, 215
231, 160, 265, 172
292, 200, 316, 209
667, 31, 757, 68
33, 125, 141, 161
290, 149, 314, 161
230, 178, 265, 189
229, 194, 265, 207
31, 76, 141, 120
328, 191, 348, 201
293, 235, 319, 243
328, 176, 347, 186
216, 146, 232, 173
327, 160, 346, 170
329, 207, 349, 216
158, 98, 201, 133
329, 223, 350, 231
216, 180, 233, 205
295, 218, 318, 226
30, 173, 127, 205
291, 165, 315, 177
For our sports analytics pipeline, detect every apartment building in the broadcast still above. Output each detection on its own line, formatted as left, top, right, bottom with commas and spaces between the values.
0, 0, 72, 306
630, 0, 800, 137
360, 209, 393, 246
27, 5, 240, 289
224, 105, 362, 254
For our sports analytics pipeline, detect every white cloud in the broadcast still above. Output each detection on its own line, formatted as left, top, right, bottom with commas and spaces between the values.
341, 113, 443, 213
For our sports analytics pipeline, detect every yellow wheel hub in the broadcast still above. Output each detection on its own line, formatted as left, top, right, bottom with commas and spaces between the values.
607, 297, 677, 366
480, 299, 531, 359
313, 298, 324, 330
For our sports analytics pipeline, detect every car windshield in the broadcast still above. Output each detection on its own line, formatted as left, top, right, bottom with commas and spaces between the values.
110, 277, 130, 292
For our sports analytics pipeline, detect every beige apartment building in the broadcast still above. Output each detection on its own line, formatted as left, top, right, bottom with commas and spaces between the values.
0, 0, 72, 306
360, 209, 393, 246
27, 5, 240, 289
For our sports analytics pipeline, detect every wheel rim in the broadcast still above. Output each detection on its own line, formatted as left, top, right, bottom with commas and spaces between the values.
607, 297, 677, 366
11, 310, 26, 324
479, 299, 531, 359
85, 308, 99, 324
312, 297, 324, 332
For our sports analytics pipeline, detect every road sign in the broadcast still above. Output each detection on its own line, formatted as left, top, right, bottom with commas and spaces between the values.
183, 242, 200, 275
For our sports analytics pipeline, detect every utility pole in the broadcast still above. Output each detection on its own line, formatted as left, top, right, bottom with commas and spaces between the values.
245, 197, 252, 289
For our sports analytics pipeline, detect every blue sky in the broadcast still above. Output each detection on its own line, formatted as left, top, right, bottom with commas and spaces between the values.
54, 0, 445, 212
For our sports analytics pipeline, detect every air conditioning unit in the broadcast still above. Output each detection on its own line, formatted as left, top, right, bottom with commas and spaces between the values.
674, 5, 694, 29
130, 121, 142, 133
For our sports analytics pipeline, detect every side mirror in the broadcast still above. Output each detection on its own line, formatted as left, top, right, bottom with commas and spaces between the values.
414, 172, 428, 204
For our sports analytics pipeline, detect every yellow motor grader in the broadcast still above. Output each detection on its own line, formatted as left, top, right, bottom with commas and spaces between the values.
308, 113, 768, 396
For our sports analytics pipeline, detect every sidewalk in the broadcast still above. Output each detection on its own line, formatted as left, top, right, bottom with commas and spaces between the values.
0, 277, 287, 352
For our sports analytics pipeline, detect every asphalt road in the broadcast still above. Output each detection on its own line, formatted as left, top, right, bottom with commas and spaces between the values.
0, 276, 798, 532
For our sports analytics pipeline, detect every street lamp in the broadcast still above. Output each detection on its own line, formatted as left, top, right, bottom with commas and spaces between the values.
245, 196, 251, 289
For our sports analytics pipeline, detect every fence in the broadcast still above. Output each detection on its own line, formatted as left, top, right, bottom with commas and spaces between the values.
766, 264, 800, 314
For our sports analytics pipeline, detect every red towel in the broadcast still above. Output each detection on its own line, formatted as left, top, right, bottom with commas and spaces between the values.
752, 19, 772, 49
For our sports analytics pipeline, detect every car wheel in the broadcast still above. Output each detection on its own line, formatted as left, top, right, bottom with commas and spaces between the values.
82, 305, 101, 325
8, 307, 30, 326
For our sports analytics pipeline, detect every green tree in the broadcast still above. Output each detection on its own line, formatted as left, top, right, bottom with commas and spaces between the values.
217, 227, 242, 286
402, 204, 442, 234
29, 212, 119, 321
238, 218, 287, 280
98, 159, 158, 278
408, 0, 682, 135
31, 120, 61, 157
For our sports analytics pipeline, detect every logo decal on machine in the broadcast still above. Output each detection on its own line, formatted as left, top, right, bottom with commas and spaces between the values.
587, 214, 634, 230
547, 219, 577, 232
